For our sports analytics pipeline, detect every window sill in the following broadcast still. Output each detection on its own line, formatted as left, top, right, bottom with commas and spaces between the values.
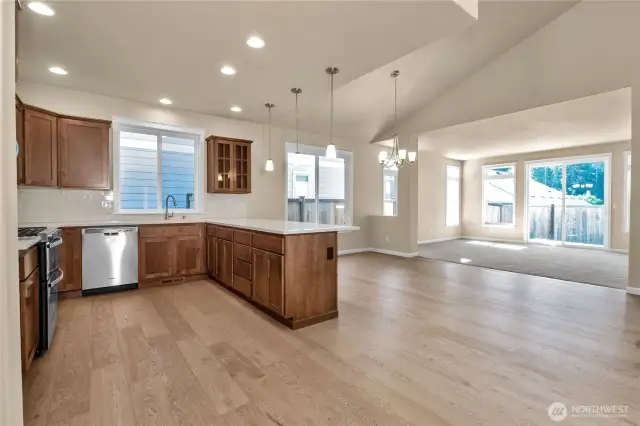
446, 223, 460, 228
483, 223, 516, 228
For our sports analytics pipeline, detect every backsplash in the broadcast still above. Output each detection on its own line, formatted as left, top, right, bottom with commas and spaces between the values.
17, 188, 247, 225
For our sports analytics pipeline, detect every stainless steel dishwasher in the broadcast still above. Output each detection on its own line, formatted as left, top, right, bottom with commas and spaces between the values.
82, 227, 139, 295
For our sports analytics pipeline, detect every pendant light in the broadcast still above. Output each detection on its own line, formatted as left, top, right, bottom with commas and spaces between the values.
291, 88, 302, 163
325, 67, 339, 159
379, 70, 416, 169
264, 102, 275, 172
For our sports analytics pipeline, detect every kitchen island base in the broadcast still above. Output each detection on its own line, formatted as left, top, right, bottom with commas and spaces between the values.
207, 225, 338, 329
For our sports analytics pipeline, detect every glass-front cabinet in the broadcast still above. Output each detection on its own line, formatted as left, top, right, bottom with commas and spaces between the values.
206, 136, 252, 194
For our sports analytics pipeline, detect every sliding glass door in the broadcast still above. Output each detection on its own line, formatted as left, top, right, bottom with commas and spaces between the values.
526, 155, 609, 248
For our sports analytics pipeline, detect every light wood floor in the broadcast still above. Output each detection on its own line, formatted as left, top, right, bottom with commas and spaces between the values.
23, 253, 640, 426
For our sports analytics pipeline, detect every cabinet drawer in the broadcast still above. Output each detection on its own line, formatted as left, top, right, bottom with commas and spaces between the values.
140, 224, 203, 238
233, 258, 252, 280
252, 232, 284, 255
233, 274, 252, 298
215, 226, 234, 242
233, 243, 252, 263
234, 230, 252, 246
19, 246, 38, 281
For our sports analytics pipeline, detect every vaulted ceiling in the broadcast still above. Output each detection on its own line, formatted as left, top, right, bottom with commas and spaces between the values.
18, 0, 576, 143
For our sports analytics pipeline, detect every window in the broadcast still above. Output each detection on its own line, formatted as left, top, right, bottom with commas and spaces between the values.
446, 165, 461, 226
625, 151, 631, 233
482, 164, 516, 226
383, 166, 398, 216
114, 120, 204, 213
285, 143, 352, 225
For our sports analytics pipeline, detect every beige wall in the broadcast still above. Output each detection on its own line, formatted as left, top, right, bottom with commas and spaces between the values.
418, 151, 461, 242
16, 82, 383, 251
462, 141, 630, 250
1, 2, 24, 424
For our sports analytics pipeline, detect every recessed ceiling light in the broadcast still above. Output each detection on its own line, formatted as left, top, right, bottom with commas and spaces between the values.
221, 66, 236, 75
230, 106, 242, 112
159, 98, 172, 105
246, 36, 265, 49
48, 66, 67, 75
28, 2, 54, 16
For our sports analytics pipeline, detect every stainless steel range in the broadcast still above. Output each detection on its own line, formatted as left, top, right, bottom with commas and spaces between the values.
35, 228, 63, 352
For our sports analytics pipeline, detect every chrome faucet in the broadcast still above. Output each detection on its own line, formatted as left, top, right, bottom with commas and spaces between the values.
165, 195, 177, 220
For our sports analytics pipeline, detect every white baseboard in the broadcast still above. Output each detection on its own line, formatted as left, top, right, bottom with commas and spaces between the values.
611, 248, 629, 254
371, 248, 420, 258
417, 236, 461, 245
627, 287, 640, 296
338, 248, 371, 256
461, 236, 525, 245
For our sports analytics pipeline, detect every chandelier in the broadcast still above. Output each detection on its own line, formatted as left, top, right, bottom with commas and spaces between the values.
379, 70, 416, 169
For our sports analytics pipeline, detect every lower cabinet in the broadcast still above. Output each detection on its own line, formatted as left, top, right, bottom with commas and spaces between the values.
252, 248, 284, 316
139, 237, 175, 281
175, 235, 205, 276
59, 227, 82, 292
19, 267, 39, 373
216, 238, 233, 287
207, 235, 217, 277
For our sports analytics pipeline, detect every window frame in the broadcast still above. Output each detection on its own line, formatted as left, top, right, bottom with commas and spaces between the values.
283, 142, 353, 225
382, 166, 398, 217
112, 118, 205, 215
482, 162, 517, 227
625, 150, 631, 234
445, 164, 461, 227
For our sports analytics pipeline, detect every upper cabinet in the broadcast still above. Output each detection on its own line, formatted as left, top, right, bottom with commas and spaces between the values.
206, 136, 252, 194
23, 106, 58, 187
17, 99, 112, 190
58, 118, 110, 189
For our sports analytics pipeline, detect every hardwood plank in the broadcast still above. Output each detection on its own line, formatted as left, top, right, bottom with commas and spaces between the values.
90, 297, 120, 369
176, 337, 249, 416
89, 363, 136, 426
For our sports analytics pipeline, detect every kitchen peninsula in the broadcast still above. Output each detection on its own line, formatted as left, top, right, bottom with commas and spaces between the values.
19, 218, 358, 330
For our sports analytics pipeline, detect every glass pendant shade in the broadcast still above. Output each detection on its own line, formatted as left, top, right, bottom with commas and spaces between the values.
326, 143, 337, 159
265, 158, 274, 171
408, 151, 417, 163
378, 150, 388, 164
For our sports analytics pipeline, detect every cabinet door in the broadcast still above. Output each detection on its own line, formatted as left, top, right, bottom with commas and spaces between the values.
59, 227, 82, 292
19, 269, 39, 372
24, 107, 58, 187
175, 235, 205, 276
232, 142, 251, 193
209, 139, 233, 193
16, 100, 24, 184
252, 249, 284, 315
58, 118, 110, 189
207, 235, 217, 277
216, 238, 233, 286
139, 237, 174, 281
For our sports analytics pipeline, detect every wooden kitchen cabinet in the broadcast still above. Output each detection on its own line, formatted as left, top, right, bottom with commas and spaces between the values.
207, 235, 217, 278
206, 136, 252, 194
139, 237, 175, 281
252, 248, 284, 315
20, 268, 40, 373
216, 238, 233, 287
58, 117, 111, 189
16, 96, 24, 184
175, 235, 206, 276
59, 227, 83, 292
23, 106, 58, 187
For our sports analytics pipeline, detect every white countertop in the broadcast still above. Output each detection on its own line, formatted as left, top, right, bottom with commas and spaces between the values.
18, 237, 41, 252
18, 217, 359, 236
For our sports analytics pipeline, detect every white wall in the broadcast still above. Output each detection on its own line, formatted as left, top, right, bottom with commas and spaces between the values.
1, 2, 24, 424
16, 82, 380, 250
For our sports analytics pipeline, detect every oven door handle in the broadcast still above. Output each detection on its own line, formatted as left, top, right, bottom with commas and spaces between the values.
49, 270, 64, 287
46, 237, 63, 249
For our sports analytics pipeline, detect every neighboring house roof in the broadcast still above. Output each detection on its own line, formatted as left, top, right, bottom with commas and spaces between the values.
486, 179, 591, 206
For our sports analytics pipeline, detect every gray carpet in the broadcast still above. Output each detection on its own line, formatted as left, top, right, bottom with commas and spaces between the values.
418, 239, 628, 289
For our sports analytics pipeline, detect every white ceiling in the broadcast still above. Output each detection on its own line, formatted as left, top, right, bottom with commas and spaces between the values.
419, 87, 631, 160
17, 0, 574, 142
